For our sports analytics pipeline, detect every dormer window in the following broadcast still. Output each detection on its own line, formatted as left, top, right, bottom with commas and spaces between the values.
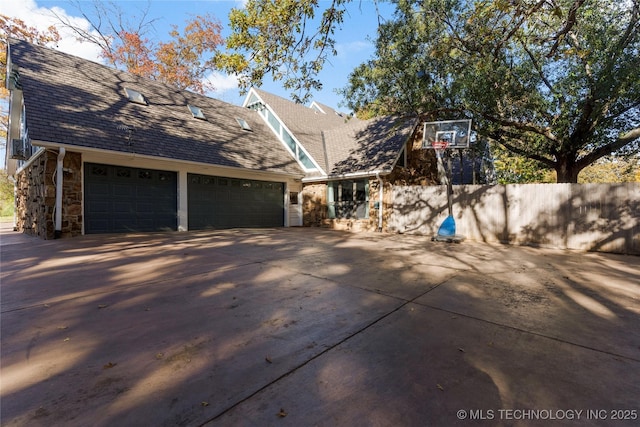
236, 118, 252, 131
124, 87, 147, 105
188, 104, 206, 120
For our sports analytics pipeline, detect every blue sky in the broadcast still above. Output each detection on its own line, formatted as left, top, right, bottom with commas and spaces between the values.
2, 0, 394, 109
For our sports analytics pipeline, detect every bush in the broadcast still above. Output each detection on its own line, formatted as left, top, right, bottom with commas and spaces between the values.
0, 169, 15, 219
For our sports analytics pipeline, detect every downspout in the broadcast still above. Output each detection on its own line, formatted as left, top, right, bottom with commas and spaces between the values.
55, 147, 65, 238
375, 171, 384, 232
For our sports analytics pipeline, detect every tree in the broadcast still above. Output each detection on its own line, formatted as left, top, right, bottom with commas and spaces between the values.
215, 0, 350, 103
52, 1, 223, 94
341, 0, 640, 182
578, 156, 640, 182
0, 168, 14, 218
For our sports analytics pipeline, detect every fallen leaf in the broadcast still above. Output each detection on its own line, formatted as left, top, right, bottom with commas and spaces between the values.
103, 362, 117, 369
458, 347, 465, 353
265, 356, 272, 364
201, 401, 209, 407
63, 337, 70, 342
156, 353, 164, 360
278, 408, 288, 417
437, 384, 444, 391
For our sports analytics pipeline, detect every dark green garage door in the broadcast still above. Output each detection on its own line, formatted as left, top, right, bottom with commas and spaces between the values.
85, 163, 177, 234
188, 173, 284, 229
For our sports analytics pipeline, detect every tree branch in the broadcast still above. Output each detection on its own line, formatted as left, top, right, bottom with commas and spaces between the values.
576, 127, 640, 169
486, 131, 556, 167
546, 0, 586, 58
482, 112, 558, 143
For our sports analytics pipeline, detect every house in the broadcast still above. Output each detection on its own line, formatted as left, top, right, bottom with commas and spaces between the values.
5, 39, 486, 239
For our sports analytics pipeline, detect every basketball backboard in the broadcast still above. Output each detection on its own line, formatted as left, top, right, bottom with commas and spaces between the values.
422, 119, 472, 149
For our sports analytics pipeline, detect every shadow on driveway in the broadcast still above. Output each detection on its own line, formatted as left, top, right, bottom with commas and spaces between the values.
1, 227, 639, 426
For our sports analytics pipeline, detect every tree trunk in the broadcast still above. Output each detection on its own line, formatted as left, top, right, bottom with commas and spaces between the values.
555, 157, 580, 183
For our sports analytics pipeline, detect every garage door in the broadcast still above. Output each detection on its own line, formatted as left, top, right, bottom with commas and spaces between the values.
84, 163, 177, 233
188, 173, 284, 229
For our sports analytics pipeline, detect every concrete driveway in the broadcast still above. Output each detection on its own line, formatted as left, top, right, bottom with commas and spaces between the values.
1, 225, 639, 426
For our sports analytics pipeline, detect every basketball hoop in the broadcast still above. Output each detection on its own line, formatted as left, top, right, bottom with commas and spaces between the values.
432, 140, 449, 158
432, 141, 449, 151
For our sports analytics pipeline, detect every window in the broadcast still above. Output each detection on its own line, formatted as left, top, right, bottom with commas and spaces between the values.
327, 180, 369, 219
266, 109, 281, 134
124, 87, 147, 105
246, 93, 265, 111
236, 117, 252, 131
289, 192, 299, 205
282, 129, 296, 152
188, 104, 206, 120
297, 149, 315, 169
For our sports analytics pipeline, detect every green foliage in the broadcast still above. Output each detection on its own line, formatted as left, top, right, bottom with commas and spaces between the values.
493, 152, 555, 184
216, 0, 348, 103
0, 169, 15, 218
341, 0, 640, 182
578, 157, 640, 183
220, 0, 639, 181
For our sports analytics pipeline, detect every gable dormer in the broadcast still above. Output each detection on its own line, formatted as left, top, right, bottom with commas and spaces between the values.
243, 89, 321, 172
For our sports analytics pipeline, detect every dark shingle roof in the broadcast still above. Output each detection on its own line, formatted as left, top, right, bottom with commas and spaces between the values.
324, 115, 418, 175
253, 88, 417, 177
8, 39, 303, 176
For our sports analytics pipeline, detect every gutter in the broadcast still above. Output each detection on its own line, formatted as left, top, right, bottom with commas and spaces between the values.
32, 140, 305, 181
301, 169, 391, 183
55, 147, 65, 238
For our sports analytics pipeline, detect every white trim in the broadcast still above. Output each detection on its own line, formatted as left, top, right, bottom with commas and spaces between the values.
14, 146, 46, 176
243, 88, 325, 174
55, 147, 65, 235
309, 101, 326, 114
32, 140, 304, 181
302, 169, 391, 183
177, 170, 188, 231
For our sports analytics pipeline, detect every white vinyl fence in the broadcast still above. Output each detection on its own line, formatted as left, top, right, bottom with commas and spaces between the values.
389, 183, 640, 254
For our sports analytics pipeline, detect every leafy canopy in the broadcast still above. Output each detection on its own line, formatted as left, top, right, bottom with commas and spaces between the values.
341, 0, 640, 182
219, 0, 639, 182
52, 1, 223, 94
216, 0, 348, 104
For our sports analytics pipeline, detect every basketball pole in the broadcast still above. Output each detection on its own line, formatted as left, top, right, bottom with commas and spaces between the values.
446, 150, 453, 217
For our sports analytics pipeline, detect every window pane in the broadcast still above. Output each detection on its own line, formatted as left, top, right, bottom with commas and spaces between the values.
247, 93, 259, 105
282, 129, 296, 152
339, 181, 355, 219
267, 110, 281, 134
298, 149, 315, 169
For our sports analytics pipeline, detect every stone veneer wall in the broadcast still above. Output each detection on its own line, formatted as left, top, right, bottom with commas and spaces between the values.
15, 149, 83, 239
301, 178, 393, 232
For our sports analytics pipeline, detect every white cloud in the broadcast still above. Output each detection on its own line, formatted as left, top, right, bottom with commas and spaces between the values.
335, 40, 371, 59
205, 71, 239, 94
1, 0, 104, 63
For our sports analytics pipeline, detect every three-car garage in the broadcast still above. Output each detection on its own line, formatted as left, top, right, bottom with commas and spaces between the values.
83, 163, 285, 234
